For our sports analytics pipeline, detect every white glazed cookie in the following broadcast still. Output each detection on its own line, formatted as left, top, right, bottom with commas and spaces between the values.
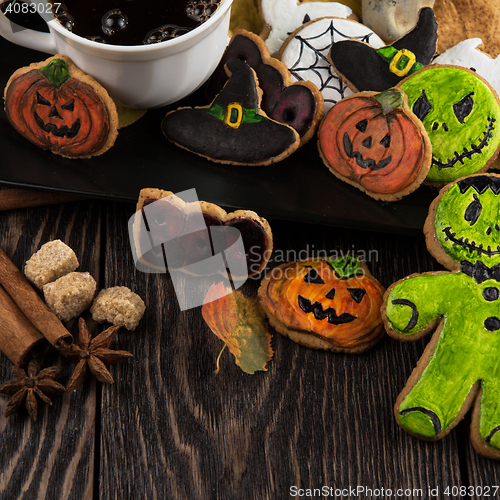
279, 17, 384, 112
259, 0, 355, 56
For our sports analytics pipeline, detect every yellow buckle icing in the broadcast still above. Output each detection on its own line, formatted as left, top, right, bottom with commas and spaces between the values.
389, 49, 416, 77
225, 103, 243, 129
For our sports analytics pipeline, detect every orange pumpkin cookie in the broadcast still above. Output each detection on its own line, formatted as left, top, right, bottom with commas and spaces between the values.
318, 87, 431, 201
4, 54, 118, 159
258, 256, 385, 352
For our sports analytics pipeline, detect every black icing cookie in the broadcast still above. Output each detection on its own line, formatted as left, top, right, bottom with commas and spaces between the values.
329, 7, 438, 92
205, 29, 323, 145
162, 58, 300, 166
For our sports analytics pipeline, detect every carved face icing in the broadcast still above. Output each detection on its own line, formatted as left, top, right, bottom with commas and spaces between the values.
34, 91, 80, 139
434, 175, 500, 267
400, 66, 500, 184
318, 88, 431, 198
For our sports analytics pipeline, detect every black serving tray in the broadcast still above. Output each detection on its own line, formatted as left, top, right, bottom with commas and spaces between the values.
0, 34, 436, 234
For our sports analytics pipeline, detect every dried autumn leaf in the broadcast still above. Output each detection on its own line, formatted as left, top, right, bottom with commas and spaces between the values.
202, 282, 273, 374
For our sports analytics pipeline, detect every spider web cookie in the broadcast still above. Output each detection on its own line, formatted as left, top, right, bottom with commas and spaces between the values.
279, 17, 384, 112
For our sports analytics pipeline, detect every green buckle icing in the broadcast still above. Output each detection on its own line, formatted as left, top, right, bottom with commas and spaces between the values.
376, 46, 423, 77
205, 103, 266, 125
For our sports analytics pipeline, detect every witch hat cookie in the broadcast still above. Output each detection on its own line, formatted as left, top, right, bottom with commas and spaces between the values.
162, 58, 300, 166
205, 29, 323, 146
329, 7, 438, 92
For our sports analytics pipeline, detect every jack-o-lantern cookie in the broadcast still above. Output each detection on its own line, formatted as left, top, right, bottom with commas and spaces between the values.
162, 57, 300, 165
329, 7, 438, 93
383, 173, 500, 460
132, 187, 273, 279
4, 55, 118, 158
318, 88, 431, 201
258, 256, 385, 352
205, 29, 323, 146
400, 65, 500, 186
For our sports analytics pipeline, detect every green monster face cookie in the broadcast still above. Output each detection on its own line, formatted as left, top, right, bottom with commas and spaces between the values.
400, 65, 500, 185
384, 173, 500, 459
434, 175, 500, 267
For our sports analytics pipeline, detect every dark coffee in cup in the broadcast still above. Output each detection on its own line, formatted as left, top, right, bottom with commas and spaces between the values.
50, 0, 222, 46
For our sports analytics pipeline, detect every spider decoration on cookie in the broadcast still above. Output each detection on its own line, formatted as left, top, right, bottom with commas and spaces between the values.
278, 17, 384, 112
400, 65, 500, 185
384, 173, 500, 460
329, 7, 437, 93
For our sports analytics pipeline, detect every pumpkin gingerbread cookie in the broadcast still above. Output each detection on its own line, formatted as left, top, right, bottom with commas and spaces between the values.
318, 88, 431, 201
258, 256, 385, 353
4, 54, 118, 159
383, 173, 500, 460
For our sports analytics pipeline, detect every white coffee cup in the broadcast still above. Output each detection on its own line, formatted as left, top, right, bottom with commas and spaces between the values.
0, 0, 233, 108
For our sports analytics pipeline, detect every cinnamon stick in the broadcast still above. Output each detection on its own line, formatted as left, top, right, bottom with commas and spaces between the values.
0, 285, 47, 366
0, 247, 73, 349
0, 188, 85, 211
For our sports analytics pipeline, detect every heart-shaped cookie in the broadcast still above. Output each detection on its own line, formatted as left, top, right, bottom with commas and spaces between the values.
132, 188, 273, 279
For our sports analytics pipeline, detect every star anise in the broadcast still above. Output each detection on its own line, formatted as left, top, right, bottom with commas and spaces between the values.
60, 317, 133, 392
0, 357, 66, 421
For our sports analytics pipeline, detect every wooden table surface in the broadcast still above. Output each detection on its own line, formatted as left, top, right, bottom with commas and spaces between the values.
0, 190, 499, 500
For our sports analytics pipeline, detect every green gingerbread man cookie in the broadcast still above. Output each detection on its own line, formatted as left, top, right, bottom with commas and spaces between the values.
400, 65, 500, 186
383, 173, 500, 459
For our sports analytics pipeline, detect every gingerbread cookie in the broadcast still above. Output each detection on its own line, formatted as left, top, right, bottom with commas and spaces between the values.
383, 173, 500, 460
132, 188, 273, 279
205, 29, 323, 146
259, 0, 355, 56
278, 17, 384, 112
329, 7, 438, 93
258, 256, 385, 352
162, 58, 300, 165
400, 65, 500, 186
433, 0, 500, 58
318, 88, 431, 201
4, 55, 118, 158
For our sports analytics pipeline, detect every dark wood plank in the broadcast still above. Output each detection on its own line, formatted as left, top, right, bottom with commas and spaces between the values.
100, 203, 466, 499
0, 199, 102, 500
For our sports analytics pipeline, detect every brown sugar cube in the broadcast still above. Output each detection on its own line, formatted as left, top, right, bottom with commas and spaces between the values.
90, 286, 145, 331
24, 239, 79, 288
43, 272, 97, 322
